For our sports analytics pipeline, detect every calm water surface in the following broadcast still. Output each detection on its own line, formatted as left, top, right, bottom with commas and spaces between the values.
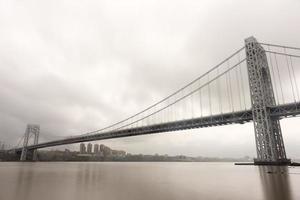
0, 162, 299, 200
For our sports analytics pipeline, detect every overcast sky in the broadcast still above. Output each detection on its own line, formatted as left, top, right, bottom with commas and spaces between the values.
0, 0, 300, 158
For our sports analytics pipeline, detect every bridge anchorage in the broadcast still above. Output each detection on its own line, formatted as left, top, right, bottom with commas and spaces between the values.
12, 36, 300, 165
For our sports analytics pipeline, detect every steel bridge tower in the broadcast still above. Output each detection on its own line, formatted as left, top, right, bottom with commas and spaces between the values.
245, 37, 290, 165
20, 124, 40, 161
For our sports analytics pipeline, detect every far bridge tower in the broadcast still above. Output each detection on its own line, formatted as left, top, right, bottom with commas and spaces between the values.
20, 124, 40, 161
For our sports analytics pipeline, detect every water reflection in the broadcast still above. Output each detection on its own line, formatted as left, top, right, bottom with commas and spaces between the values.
259, 166, 293, 200
15, 164, 34, 200
0, 162, 298, 200
76, 163, 104, 199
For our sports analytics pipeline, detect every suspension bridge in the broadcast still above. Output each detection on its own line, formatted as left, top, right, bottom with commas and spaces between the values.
8, 37, 300, 165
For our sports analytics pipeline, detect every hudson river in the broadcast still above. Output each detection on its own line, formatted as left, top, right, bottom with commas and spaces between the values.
0, 162, 299, 200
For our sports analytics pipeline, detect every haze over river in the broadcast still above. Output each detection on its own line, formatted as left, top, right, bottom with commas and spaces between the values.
0, 162, 299, 200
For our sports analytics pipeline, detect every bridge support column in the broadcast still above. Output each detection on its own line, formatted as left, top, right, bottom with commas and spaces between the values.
20, 124, 40, 161
245, 37, 290, 165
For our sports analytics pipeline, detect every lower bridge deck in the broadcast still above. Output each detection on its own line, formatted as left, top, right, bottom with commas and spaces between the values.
13, 102, 300, 152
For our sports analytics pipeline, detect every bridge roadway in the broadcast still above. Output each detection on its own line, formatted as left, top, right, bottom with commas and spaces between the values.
14, 102, 300, 152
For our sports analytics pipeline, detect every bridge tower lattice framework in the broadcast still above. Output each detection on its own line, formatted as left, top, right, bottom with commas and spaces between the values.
245, 37, 290, 165
20, 124, 40, 161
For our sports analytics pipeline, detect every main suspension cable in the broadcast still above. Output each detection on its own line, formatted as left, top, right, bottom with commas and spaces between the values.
80, 46, 246, 136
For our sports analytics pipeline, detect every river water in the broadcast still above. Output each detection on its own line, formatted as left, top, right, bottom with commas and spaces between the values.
0, 162, 299, 200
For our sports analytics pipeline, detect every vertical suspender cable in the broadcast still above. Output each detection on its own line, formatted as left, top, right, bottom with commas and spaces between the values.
152, 108, 155, 126
199, 84, 203, 117
267, 46, 279, 104
217, 67, 222, 113
274, 53, 285, 103
284, 48, 296, 102
185, 92, 187, 120
164, 102, 167, 123
141, 113, 144, 127
145, 112, 148, 126
191, 92, 194, 119
150, 109, 152, 125
162, 102, 165, 124
238, 55, 247, 110
227, 60, 234, 112
225, 65, 231, 112
175, 96, 178, 122
164, 103, 166, 123
235, 61, 242, 110
183, 96, 185, 120
208, 73, 212, 116
170, 97, 173, 122
289, 56, 300, 101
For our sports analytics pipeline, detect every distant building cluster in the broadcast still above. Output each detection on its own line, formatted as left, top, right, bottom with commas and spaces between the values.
79, 143, 126, 157
0, 141, 9, 151
0, 141, 255, 162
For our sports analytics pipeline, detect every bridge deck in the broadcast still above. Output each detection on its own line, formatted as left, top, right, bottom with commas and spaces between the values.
14, 102, 300, 151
